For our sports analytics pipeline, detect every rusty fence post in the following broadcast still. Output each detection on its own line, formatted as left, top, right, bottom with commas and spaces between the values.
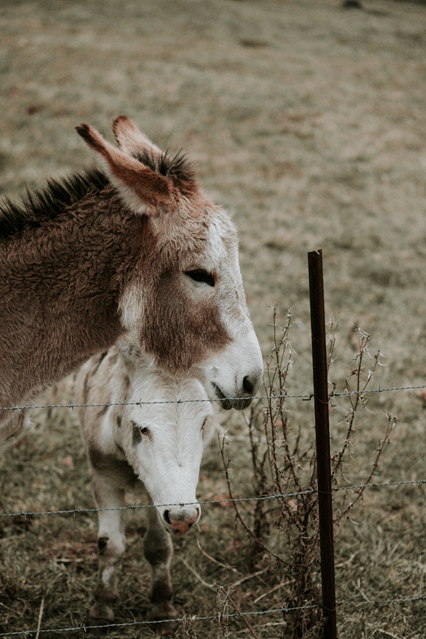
308, 249, 337, 639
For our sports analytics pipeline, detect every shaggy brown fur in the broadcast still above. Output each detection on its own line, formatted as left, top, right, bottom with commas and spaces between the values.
0, 180, 146, 435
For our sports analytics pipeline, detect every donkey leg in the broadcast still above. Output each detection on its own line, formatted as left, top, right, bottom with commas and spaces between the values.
90, 473, 126, 623
144, 506, 178, 629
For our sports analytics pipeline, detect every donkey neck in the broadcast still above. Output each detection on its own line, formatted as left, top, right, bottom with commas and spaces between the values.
0, 181, 151, 409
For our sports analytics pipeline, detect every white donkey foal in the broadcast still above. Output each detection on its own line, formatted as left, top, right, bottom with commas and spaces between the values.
75, 340, 216, 627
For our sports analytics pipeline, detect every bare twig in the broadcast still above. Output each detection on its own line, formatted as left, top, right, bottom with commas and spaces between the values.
253, 580, 295, 604
182, 615, 198, 639
217, 586, 232, 639
180, 558, 217, 591
227, 592, 261, 639
35, 598, 44, 639
336, 412, 396, 524
219, 434, 286, 567
196, 532, 239, 574
231, 569, 268, 589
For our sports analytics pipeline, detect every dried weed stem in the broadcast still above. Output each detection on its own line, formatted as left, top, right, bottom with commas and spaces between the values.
220, 308, 394, 638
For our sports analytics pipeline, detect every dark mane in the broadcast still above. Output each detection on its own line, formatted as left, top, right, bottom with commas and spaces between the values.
0, 168, 109, 238
135, 149, 196, 185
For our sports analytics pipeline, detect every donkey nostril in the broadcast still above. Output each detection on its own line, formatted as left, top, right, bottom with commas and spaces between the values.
243, 374, 256, 396
163, 510, 171, 526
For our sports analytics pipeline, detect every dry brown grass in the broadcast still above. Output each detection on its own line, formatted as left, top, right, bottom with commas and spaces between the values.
1, 0, 426, 636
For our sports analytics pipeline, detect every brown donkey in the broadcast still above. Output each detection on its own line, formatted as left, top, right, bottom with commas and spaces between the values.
0, 117, 263, 444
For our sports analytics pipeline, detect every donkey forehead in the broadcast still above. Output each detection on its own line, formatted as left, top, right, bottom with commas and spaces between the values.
185, 214, 246, 304
202, 213, 239, 264
125, 377, 213, 425
151, 201, 239, 269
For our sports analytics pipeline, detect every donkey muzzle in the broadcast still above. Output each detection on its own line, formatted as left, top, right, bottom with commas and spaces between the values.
162, 506, 200, 536
213, 368, 262, 410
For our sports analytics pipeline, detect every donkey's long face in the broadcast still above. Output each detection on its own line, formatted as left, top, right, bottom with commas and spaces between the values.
122, 367, 216, 537
77, 117, 263, 409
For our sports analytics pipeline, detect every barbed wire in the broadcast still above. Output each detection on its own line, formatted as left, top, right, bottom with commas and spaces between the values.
2, 382, 426, 636
0, 394, 300, 411
2, 479, 426, 520
1, 383, 426, 413
0, 603, 318, 637
334, 478, 426, 493
0, 490, 315, 519
340, 595, 426, 608
2, 593, 426, 637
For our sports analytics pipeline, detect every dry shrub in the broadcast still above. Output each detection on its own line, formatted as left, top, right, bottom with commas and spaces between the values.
221, 308, 395, 638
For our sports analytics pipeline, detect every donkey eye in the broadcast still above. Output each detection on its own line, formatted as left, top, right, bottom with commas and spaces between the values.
140, 426, 149, 435
185, 270, 215, 287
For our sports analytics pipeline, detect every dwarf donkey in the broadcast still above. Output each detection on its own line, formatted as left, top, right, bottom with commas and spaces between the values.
0, 115, 262, 444
75, 339, 216, 626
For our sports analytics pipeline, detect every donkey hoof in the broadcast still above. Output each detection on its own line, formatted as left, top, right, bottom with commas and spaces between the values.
89, 602, 114, 624
148, 602, 179, 634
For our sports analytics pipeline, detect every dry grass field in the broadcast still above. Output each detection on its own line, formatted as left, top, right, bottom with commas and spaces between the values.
1, 0, 426, 636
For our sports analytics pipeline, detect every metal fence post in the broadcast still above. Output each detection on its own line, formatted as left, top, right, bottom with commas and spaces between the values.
308, 249, 337, 639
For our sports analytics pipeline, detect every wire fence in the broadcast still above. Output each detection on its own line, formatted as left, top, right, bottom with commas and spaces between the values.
1, 382, 426, 412
1, 384, 426, 637
2, 478, 426, 520
2, 596, 426, 638
0, 604, 321, 637
2, 249, 426, 637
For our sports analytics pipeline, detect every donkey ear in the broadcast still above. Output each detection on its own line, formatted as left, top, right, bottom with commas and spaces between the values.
112, 115, 162, 159
76, 123, 170, 214
112, 116, 198, 197
117, 336, 142, 372
117, 335, 152, 380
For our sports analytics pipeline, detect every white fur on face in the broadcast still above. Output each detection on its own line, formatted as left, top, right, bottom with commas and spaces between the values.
122, 371, 215, 525
187, 213, 264, 404
118, 280, 145, 333
76, 344, 217, 536
205, 215, 250, 333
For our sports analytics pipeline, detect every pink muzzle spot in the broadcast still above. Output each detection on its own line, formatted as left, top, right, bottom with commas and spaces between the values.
165, 508, 200, 536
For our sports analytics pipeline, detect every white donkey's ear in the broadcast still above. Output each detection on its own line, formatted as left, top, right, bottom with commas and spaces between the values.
112, 115, 163, 159
76, 122, 171, 214
117, 335, 152, 380
117, 335, 142, 364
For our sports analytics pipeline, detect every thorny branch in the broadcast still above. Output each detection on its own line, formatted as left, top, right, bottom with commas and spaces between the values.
331, 327, 383, 481
219, 434, 287, 568
220, 308, 394, 638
